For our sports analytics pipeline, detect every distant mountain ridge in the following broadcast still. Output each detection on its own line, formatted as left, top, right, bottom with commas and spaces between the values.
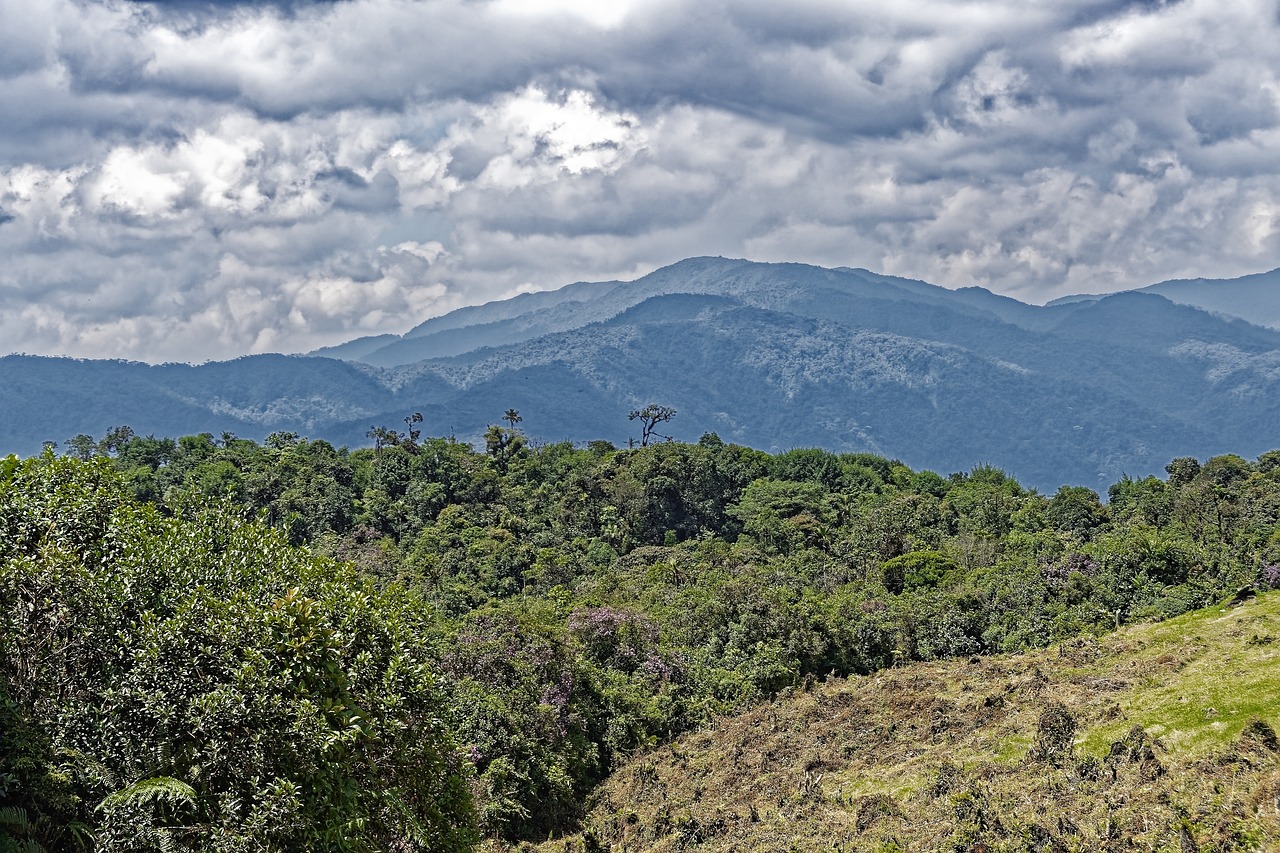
5, 257, 1280, 491
1047, 267, 1280, 328
317, 257, 1087, 368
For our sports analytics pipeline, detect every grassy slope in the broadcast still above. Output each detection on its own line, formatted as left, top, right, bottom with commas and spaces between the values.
518, 592, 1280, 852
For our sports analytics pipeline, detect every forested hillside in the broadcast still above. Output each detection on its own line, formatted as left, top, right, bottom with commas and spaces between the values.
1051, 266, 1280, 329
5, 424, 1280, 850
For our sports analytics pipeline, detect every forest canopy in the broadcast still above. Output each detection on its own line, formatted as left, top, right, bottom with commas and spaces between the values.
5, 427, 1280, 850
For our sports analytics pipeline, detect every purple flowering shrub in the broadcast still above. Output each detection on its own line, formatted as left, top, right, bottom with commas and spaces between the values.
1261, 563, 1280, 589
567, 606, 659, 674
438, 612, 598, 839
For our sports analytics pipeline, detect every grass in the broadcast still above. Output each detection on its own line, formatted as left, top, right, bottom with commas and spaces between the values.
494, 591, 1280, 852
1074, 599, 1280, 757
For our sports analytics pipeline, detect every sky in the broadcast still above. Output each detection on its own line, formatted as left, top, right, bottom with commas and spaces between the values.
3, 0, 1280, 362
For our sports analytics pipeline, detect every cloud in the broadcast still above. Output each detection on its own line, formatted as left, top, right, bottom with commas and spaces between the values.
2, 0, 1280, 360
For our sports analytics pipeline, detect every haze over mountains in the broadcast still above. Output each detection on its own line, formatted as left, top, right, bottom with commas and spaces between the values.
1050, 267, 1280, 329
5, 257, 1280, 492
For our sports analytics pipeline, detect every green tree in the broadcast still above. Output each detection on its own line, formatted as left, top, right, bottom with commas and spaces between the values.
1045, 485, 1106, 540
484, 424, 527, 474
0, 455, 477, 852
97, 425, 135, 456
628, 404, 676, 447
882, 550, 960, 593
728, 478, 832, 554
63, 434, 97, 461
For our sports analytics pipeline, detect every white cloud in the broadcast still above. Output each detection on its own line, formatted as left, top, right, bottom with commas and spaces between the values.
471, 87, 645, 187
1, 0, 1280, 360
491, 0, 645, 28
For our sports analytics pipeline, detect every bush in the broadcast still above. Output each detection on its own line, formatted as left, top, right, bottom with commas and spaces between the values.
1031, 702, 1077, 766
882, 551, 960, 592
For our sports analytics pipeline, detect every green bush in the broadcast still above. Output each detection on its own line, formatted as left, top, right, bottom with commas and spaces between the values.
882, 550, 960, 592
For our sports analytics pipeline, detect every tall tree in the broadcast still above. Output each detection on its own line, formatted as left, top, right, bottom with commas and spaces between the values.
628, 404, 677, 447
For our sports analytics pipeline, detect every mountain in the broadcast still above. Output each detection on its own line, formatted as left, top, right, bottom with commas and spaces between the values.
0, 353, 394, 440
5, 257, 1280, 491
1048, 267, 1280, 328
328, 258, 1085, 368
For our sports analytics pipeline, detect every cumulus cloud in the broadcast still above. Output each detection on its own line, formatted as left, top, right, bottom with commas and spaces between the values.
1, 0, 1280, 360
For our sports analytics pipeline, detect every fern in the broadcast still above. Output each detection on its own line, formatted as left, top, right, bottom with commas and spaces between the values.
0, 807, 47, 853
64, 822, 94, 851
382, 788, 430, 843
140, 827, 181, 853
0, 838, 47, 853
97, 776, 197, 814
56, 747, 118, 793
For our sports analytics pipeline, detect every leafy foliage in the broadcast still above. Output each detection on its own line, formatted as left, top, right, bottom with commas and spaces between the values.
9, 426, 1280, 846
0, 454, 475, 852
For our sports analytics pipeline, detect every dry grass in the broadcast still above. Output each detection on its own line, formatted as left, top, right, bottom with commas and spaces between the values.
494, 591, 1280, 852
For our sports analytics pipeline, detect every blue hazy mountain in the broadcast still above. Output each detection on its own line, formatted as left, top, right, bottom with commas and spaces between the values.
332, 258, 1084, 367
1048, 267, 1280, 329
5, 257, 1280, 491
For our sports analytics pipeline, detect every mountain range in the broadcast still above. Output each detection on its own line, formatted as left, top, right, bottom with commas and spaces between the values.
1050, 267, 1280, 328
5, 257, 1280, 492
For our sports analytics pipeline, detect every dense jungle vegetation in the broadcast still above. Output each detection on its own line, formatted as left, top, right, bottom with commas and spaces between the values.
5, 418, 1280, 850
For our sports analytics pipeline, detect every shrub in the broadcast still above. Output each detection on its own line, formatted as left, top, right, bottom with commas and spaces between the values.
1031, 702, 1077, 766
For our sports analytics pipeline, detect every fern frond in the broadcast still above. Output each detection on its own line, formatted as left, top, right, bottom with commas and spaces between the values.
0, 807, 31, 829
381, 789, 430, 844
64, 821, 95, 851
0, 806, 47, 853
142, 826, 179, 853
56, 747, 118, 791
97, 776, 197, 813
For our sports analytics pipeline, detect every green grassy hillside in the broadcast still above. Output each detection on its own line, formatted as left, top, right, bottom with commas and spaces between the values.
529, 592, 1280, 852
